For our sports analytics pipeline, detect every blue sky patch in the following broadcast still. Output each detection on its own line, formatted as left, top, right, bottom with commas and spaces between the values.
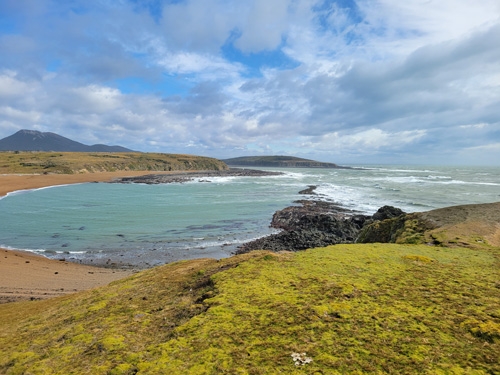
222, 40, 300, 78
115, 75, 192, 97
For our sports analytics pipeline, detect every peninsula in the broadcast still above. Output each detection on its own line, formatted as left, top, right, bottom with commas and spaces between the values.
222, 155, 351, 168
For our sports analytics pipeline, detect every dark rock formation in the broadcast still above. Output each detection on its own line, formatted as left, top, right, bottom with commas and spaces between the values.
371, 205, 406, 221
298, 185, 317, 195
237, 198, 407, 253
112, 168, 283, 185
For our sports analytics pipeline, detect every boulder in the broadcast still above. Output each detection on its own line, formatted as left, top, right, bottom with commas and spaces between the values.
371, 205, 405, 221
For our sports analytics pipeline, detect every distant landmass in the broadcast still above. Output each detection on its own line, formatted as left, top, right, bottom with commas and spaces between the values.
0, 130, 133, 152
223, 155, 350, 168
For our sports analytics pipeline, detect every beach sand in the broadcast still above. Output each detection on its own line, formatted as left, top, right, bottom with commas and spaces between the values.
0, 170, 172, 197
0, 249, 133, 303
0, 171, 168, 303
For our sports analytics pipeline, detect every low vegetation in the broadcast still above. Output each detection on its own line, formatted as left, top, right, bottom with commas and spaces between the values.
222, 155, 344, 168
1, 240, 499, 374
358, 202, 500, 250
0, 151, 228, 174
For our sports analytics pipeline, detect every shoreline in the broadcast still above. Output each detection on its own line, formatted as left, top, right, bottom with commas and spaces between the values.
0, 171, 177, 303
0, 169, 283, 303
0, 168, 284, 269
0, 170, 179, 198
3, 170, 499, 303
0, 248, 134, 303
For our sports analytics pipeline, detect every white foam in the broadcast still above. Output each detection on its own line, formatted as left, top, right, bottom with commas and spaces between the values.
1, 183, 84, 201
178, 229, 283, 250
363, 167, 436, 173
0, 244, 47, 253
186, 176, 237, 184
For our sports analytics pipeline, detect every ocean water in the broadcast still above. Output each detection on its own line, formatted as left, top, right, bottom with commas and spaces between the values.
1, 165, 499, 267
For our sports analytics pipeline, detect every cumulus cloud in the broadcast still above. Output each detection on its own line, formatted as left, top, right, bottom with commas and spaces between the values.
0, 0, 499, 165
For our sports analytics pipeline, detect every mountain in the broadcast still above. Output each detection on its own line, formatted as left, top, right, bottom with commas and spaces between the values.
0, 130, 132, 152
222, 155, 350, 168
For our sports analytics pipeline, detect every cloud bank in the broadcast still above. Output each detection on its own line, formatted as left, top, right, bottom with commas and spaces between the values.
0, 0, 499, 165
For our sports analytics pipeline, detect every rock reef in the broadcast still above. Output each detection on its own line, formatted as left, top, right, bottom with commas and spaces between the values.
239, 192, 500, 253
237, 197, 405, 253
112, 168, 283, 184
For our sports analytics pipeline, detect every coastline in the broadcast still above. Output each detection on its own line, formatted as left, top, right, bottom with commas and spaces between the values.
0, 170, 177, 197
0, 169, 282, 303
0, 249, 133, 303
0, 171, 174, 303
3, 169, 499, 303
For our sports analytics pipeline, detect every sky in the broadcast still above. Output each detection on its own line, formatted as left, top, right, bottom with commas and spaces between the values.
0, 0, 499, 165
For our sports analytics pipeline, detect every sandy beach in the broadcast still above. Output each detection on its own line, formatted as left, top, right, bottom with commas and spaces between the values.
0, 171, 166, 303
0, 249, 133, 303
0, 170, 174, 197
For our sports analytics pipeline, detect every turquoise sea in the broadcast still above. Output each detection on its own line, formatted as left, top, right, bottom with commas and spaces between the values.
1, 165, 499, 268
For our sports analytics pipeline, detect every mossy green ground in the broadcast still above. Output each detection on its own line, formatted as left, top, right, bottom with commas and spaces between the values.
1, 244, 499, 374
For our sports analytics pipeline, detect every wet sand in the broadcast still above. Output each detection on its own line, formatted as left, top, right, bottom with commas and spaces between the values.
0, 248, 133, 303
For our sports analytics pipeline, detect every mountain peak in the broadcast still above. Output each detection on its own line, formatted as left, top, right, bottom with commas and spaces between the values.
0, 130, 133, 152
17, 129, 45, 137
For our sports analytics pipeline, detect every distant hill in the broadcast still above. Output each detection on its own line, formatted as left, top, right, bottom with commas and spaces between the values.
223, 155, 350, 168
0, 152, 228, 174
0, 130, 132, 152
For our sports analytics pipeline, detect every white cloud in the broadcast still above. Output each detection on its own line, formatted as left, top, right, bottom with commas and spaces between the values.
464, 142, 500, 152
160, 0, 236, 52
0, 106, 40, 123
156, 49, 243, 80
69, 85, 122, 113
358, 0, 500, 55
0, 71, 35, 98
233, 0, 291, 52
300, 128, 427, 151
0, 0, 499, 164
459, 123, 488, 130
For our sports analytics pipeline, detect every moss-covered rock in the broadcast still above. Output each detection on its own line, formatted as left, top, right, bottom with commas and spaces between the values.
357, 213, 437, 245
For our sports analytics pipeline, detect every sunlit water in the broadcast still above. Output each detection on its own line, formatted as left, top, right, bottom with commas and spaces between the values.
1, 165, 499, 267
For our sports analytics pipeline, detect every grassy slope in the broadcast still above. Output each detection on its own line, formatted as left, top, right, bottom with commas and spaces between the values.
223, 155, 339, 167
0, 152, 228, 174
1, 242, 499, 374
358, 202, 500, 250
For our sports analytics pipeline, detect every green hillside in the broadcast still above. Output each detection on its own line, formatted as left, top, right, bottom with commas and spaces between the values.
1, 241, 499, 374
0, 152, 228, 174
223, 155, 347, 168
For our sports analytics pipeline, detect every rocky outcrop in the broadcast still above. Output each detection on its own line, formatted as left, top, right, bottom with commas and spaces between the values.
356, 206, 438, 244
356, 202, 500, 248
371, 205, 406, 221
112, 168, 283, 185
237, 201, 407, 253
